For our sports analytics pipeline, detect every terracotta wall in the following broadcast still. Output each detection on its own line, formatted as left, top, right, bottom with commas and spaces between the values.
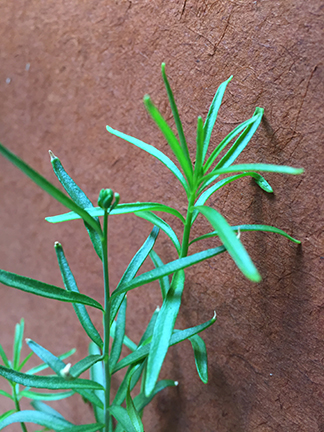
0, 1, 323, 431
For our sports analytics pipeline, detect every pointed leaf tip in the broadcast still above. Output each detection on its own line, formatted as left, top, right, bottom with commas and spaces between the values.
48, 150, 57, 161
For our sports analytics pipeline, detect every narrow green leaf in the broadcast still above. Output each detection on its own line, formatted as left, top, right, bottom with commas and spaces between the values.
0, 411, 71, 430
0, 269, 103, 311
26, 339, 66, 376
31, 400, 65, 419
203, 76, 233, 162
149, 251, 170, 299
106, 125, 189, 195
200, 163, 304, 190
89, 343, 105, 423
77, 389, 104, 410
145, 270, 185, 396
26, 349, 76, 375
50, 152, 103, 259
195, 206, 261, 282
112, 245, 226, 298
19, 389, 74, 401
110, 297, 127, 370
110, 226, 159, 325
113, 312, 216, 374
192, 173, 273, 225
188, 334, 208, 384
55, 242, 103, 348
194, 116, 204, 181
143, 95, 193, 184
134, 380, 178, 412
203, 113, 258, 173
190, 224, 301, 245
18, 352, 33, 371
126, 370, 144, 432
108, 406, 137, 432
0, 390, 13, 400
110, 320, 137, 352
0, 410, 16, 422
60, 425, 105, 432
70, 355, 103, 378
135, 212, 181, 254
161, 63, 191, 168
0, 143, 102, 237
0, 366, 103, 390
0, 344, 10, 368
13, 318, 24, 370
46, 202, 186, 225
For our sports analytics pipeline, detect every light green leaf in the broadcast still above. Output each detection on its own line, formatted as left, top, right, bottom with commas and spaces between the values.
195, 206, 261, 282
135, 212, 181, 254
0, 410, 16, 422
145, 270, 185, 396
89, 343, 105, 423
161, 63, 191, 168
112, 245, 226, 298
26, 339, 66, 376
0, 390, 13, 400
0, 143, 102, 237
110, 297, 127, 371
110, 226, 159, 325
55, 242, 103, 348
0, 411, 71, 430
203, 76, 233, 162
110, 321, 137, 352
70, 355, 103, 378
26, 349, 76, 375
194, 116, 204, 181
144, 95, 193, 185
126, 370, 144, 432
18, 352, 33, 371
149, 251, 170, 299
0, 269, 103, 311
60, 425, 105, 432
19, 389, 74, 401
108, 406, 137, 432
113, 312, 216, 374
188, 334, 208, 384
0, 344, 10, 368
134, 380, 178, 412
0, 366, 104, 390
106, 125, 189, 196
190, 224, 301, 245
50, 153, 103, 260
13, 318, 24, 370
47, 202, 185, 225
31, 400, 65, 419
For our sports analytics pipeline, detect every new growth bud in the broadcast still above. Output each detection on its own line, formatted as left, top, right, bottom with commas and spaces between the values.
98, 188, 114, 210
60, 362, 72, 380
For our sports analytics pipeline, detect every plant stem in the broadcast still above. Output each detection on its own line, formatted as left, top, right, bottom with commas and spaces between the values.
102, 210, 111, 431
180, 192, 196, 257
12, 384, 28, 432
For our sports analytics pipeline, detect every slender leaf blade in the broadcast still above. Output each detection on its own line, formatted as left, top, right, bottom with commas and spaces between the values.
31, 400, 65, 419
188, 334, 208, 384
70, 355, 103, 378
0, 411, 71, 430
60, 425, 105, 432
0, 344, 10, 368
19, 389, 74, 401
108, 406, 137, 432
0, 269, 103, 311
195, 206, 261, 282
110, 320, 137, 352
149, 251, 170, 300
109, 297, 127, 370
89, 343, 105, 423
145, 270, 185, 396
13, 318, 24, 370
26, 339, 66, 376
126, 372, 144, 432
134, 380, 178, 412
0, 390, 13, 400
0, 410, 16, 422
26, 349, 76, 375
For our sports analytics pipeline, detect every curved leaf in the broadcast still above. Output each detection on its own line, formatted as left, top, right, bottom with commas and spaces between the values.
0, 269, 103, 311
0, 143, 102, 237
203, 76, 233, 162
188, 334, 208, 384
149, 251, 170, 299
0, 411, 72, 430
134, 380, 178, 412
55, 242, 103, 347
195, 206, 261, 282
31, 400, 65, 419
106, 125, 189, 195
190, 224, 301, 245
50, 153, 102, 259
19, 389, 74, 401
145, 270, 185, 396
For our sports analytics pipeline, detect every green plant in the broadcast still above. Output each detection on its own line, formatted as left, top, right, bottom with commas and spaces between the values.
0, 63, 303, 431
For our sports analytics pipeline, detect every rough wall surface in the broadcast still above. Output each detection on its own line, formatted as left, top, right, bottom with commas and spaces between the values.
0, 1, 323, 431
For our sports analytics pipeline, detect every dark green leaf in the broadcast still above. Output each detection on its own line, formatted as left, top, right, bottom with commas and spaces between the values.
195, 206, 261, 282
50, 152, 103, 259
106, 125, 190, 196
70, 355, 103, 378
188, 334, 208, 384
60, 425, 105, 432
108, 406, 137, 432
26, 349, 76, 375
55, 242, 103, 348
110, 320, 137, 352
203, 76, 233, 162
112, 246, 226, 298
149, 251, 170, 299
110, 297, 127, 370
126, 370, 144, 432
0, 366, 104, 390
0, 411, 71, 430
145, 270, 185, 396
0, 269, 103, 310
113, 312, 216, 374
161, 63, 191, 168
0, 143, 102, 237
194, 116, 204, 181
134, 380, 178, 412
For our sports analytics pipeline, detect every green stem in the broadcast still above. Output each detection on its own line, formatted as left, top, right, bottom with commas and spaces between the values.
180, 192, 196, 257
12, 383, 28, 432
102, 210, 111, 431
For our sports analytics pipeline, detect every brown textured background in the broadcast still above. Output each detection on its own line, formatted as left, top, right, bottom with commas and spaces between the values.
0, 1, 323, 431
